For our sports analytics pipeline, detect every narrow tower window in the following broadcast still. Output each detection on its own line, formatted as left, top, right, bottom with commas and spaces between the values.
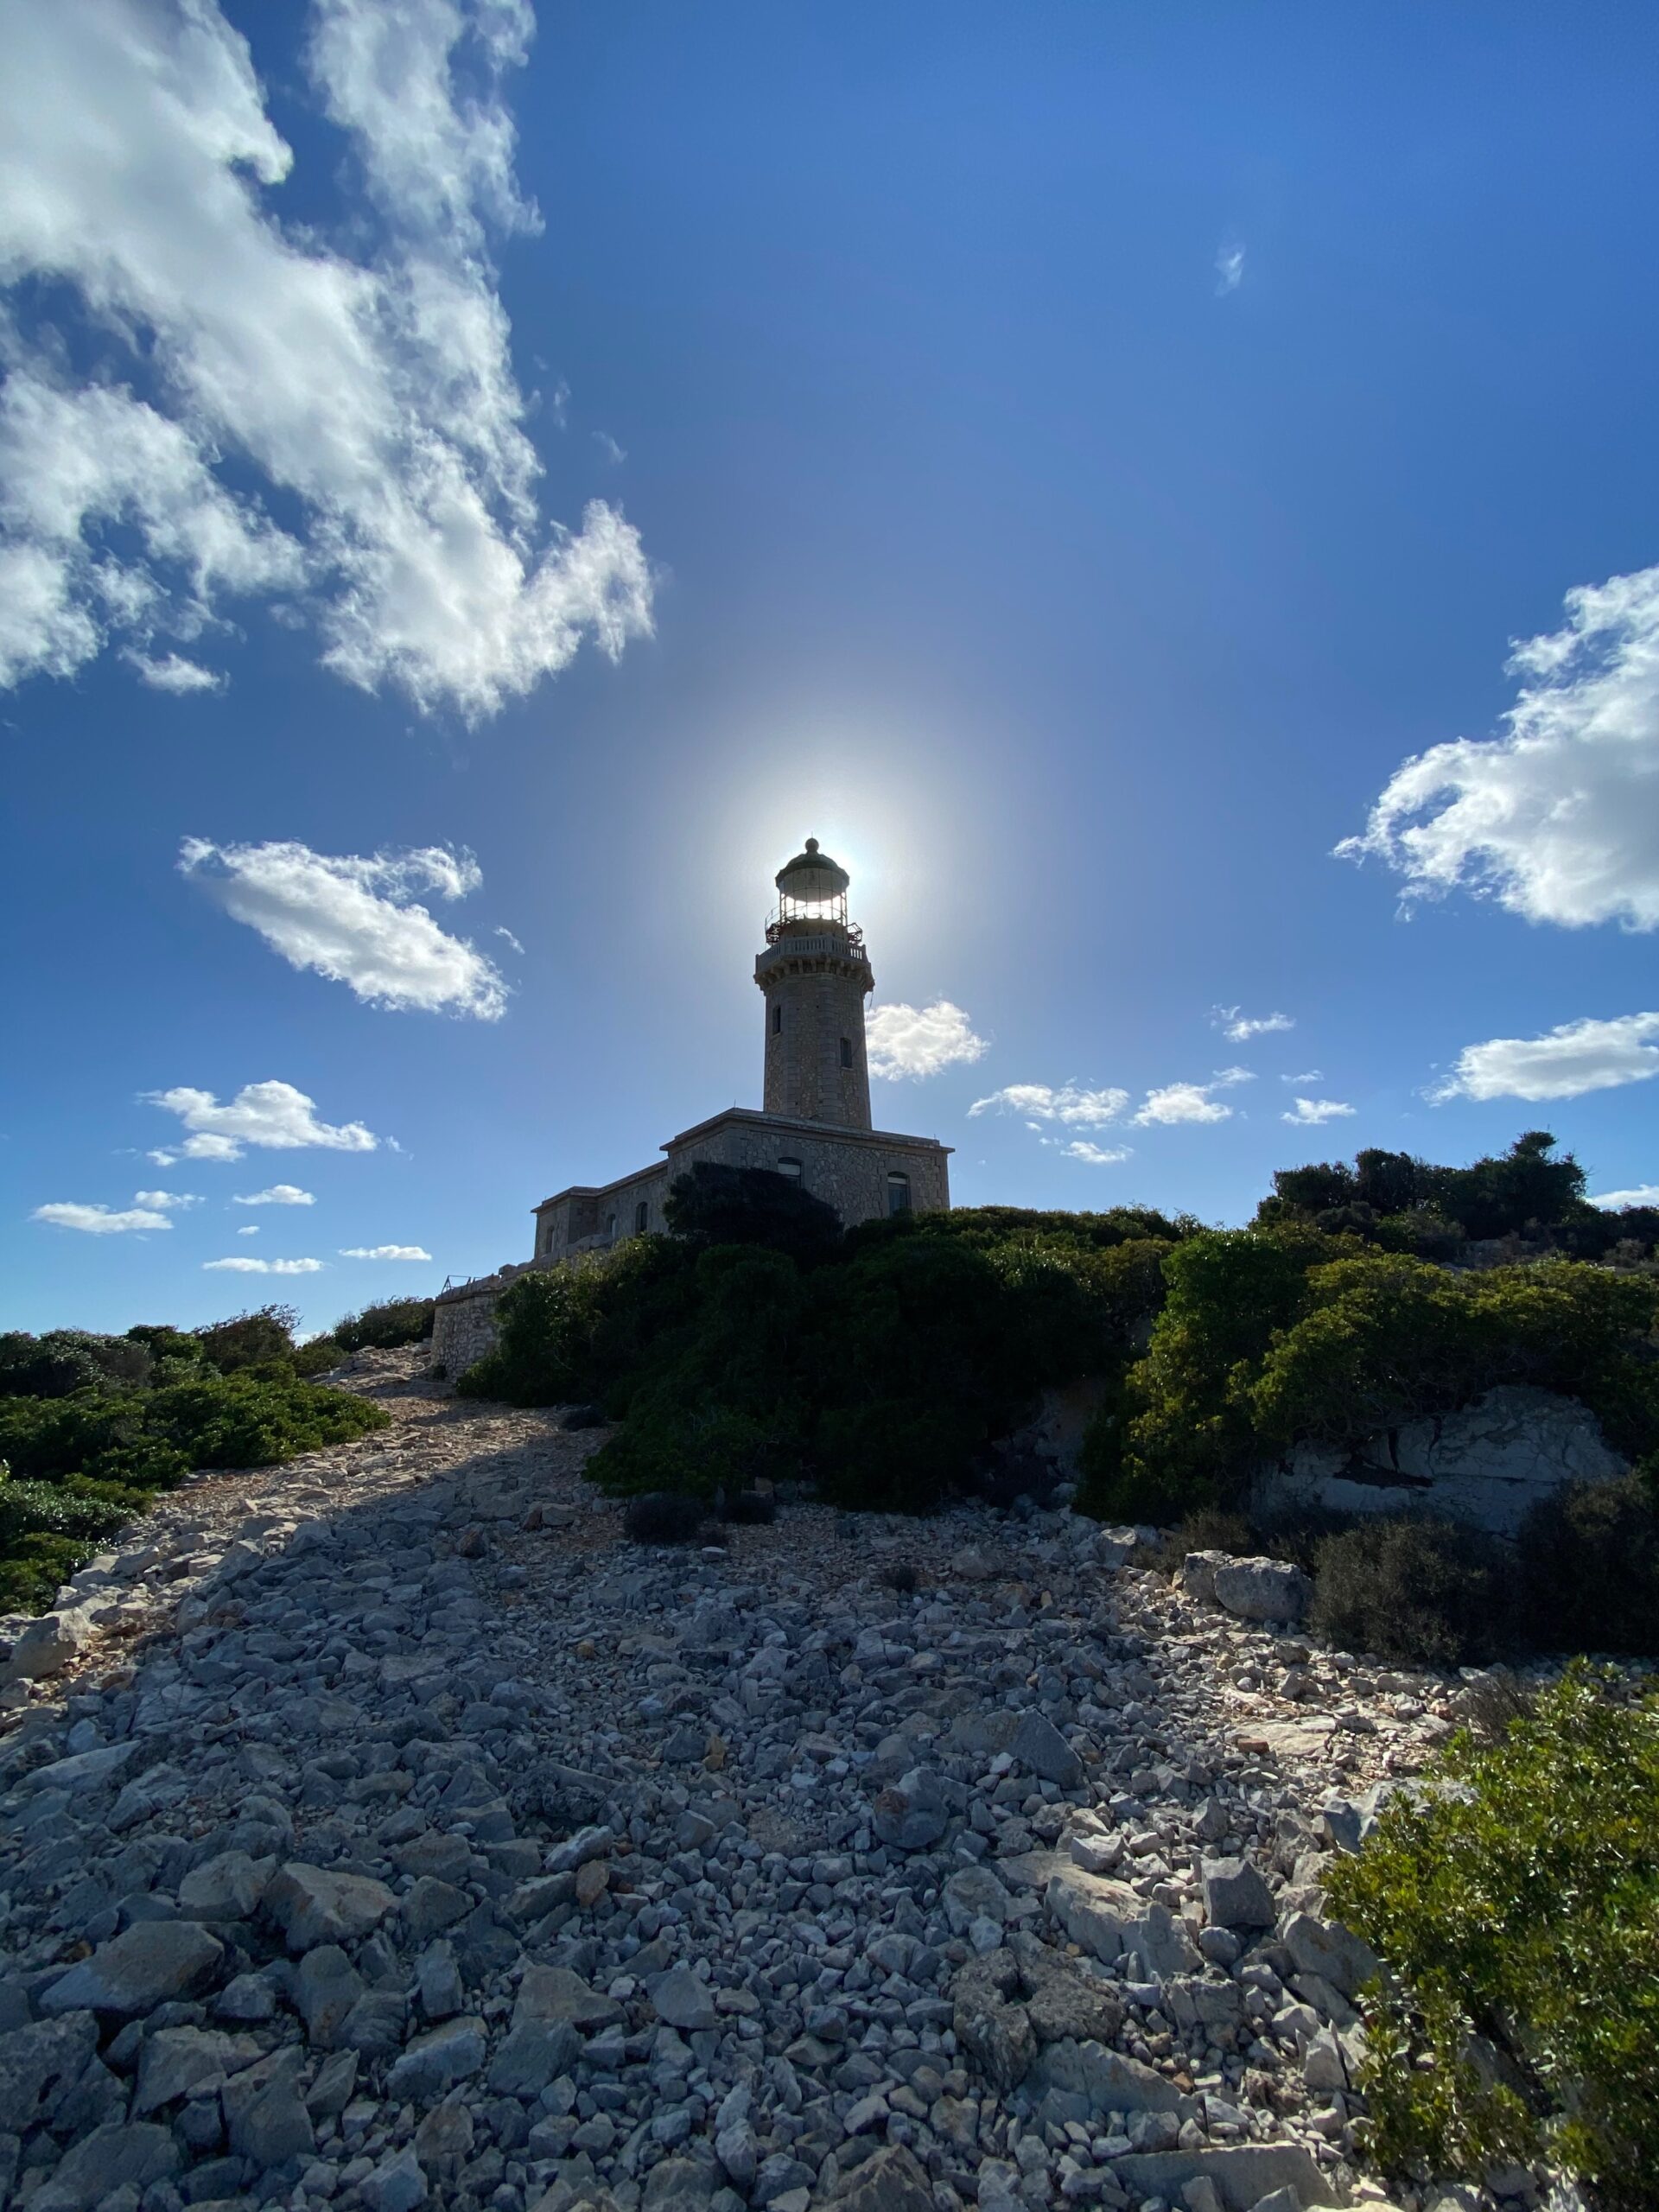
840, 1035, 853, 1068
887, 1171, 911, 1215
634, 1199, 649, 1232
772, 1003, 782, 1034
606, 1211, 617, 1240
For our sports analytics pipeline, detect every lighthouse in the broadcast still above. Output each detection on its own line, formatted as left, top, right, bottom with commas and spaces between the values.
755, 837, 874, 1130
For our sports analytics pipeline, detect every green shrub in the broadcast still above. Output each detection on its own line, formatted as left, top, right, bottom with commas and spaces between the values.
333, 1300, 435, 1352
0, 1329, 153, 1399
290, 1336, 344, 1377
1326, 1665, 1659, 2207
1080, 1230, 1659, 1532
1519, 1476, 1659, 1656
664, 1162, 842, 1256
194, 1304, 300, 1373
622, 1491, 709, 1543
1309, 1515, 1518, 1668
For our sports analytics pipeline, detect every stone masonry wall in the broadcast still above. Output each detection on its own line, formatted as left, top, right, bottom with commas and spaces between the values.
761, 964, 872, 1128
665, 1115, 948, 1225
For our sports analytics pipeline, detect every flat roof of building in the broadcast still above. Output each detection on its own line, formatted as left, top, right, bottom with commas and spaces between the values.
535, 1104, 950, 1212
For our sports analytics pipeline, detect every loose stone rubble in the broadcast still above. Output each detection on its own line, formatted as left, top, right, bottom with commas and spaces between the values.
1, 1347, 1525, 2212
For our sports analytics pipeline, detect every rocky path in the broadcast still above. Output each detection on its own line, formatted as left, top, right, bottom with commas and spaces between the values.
0, 1353, 1483, 2212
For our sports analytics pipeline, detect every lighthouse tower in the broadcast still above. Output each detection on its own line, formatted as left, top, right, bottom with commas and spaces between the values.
755, 838, 874, 1129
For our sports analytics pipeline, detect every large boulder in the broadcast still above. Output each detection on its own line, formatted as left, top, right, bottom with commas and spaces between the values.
40, 1923, 223, 2016
264, 1863, 396, 1951
1256, 1383, 1628, 1538
1211, 1557, 1311, 1624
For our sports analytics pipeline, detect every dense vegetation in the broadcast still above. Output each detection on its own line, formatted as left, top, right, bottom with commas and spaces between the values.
461, 1164, 1191, 1510
1328, 1667, 1659, 2209
334, 1297, 435, 1353
0, 1306, 387, 1610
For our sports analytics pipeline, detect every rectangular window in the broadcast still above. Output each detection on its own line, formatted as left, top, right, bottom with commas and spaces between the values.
887, 1171, 911, 1216
772, 1004, 782, 1035
840, 1035, 853, 1068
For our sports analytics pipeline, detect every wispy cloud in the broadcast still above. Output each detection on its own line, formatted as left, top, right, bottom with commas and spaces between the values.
1281, 1069, 1324, 1084
132, 1188, 202, 1211
1215, 243, 1245, 296
33, 1201, 171, 1235
233, 1184, 315, 1207
494, 925, 524, 955
125, 652, 228, 695
1052, 1140, 1132, 1166
867, 1000, 988, 1080
203, 1255, 324, 1274
0, 0, 652, 715
1431, 1012, 1659, 1103
1281, 1097, 1357, 1127
146, 1079, 378, 1162
969, 1083, 1129, 1128
1338, 563, 1659, 931
181, 837, 508, 1019
339, 1243, 432, 1261
1212, 1006, 1293, 1043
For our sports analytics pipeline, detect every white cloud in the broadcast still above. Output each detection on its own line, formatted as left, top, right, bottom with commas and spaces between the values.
233, 1184, 316, 1206
866, 1000, 988, 1080
1055, 1141, 1132, 1166
132, 1189, 202, 1210
1215, 243, 1245, 296
146, 1149, 178, 1167
181, 837, 507, 1018
969, 1083, 1129, 1128
1213, 1006, 1293, 1043
1281, 1068, 1324, 1084
1133, 1082, 1235, 1127
1281, 1097, 1357, 1126
592, 431, 626, 465
1338, 563, 1659, 931
146, 1079, 378, 1160
1592, 1185, 1659, 1210
1432, 1012, 1659, 1103
494, 925, 524, 954
237, 1224, 260, 1236
33, 1201, 171, 1234
126, 651, 226, 694
339, 1243, 433, 1260
0, 0, 652, 716
203, 1255, 325, 1274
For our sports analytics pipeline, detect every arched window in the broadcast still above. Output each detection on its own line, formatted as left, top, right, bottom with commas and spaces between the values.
772, 1003, 783, 1035
887, 1171, 911, 1215
839, 1035, 854, 1068
777, 1157, 803, 1182
606, 1211, 617, 1240
634, 1199, 649, 1232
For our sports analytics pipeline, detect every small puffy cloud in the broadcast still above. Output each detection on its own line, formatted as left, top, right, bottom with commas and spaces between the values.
1432, 1012, 1659, 1103
181, 838, 507, 1019
233, 1185, 315, 1207
1215, 243, 1245, 296
969, 1083, 1129, 1128
1338, 563, 1659, 931
1593, 1185, 1659, 1209
34, 1201, 170, 1234
126, 652, 225, 694
1281, 1069, 1324, 1084
237, 1224, 260, 1236
1213, 1006, 1293, 1043
1055, 1141, 1132, 1166
1133, 1083, 1233, 1127
146, 1080, 378, 1160
132, 1189, 202, 1210
1281, 1097, 1357, 1126
866, 1000, 988, 1080
339, 1243, 433, 1261
203, 1255, 324, 1274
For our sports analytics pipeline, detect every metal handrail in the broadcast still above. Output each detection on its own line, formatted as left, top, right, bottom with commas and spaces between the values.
764, 915, 867, 957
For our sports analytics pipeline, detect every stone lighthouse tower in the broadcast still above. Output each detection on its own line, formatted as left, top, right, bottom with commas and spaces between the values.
755, 838, 874, 1128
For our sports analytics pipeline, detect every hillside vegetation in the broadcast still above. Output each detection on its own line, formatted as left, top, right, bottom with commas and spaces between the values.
0, 1305, 389, 1611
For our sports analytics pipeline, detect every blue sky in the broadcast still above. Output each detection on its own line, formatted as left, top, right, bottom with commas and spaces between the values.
5, 0, 1658, 1338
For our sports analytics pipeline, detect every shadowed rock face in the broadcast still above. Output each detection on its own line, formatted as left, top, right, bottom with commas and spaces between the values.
1256, 1382, 1628, 1536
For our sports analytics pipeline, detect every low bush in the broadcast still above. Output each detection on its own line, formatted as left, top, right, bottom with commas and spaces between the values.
333, 1299, 435, 1353
194, 1304, 302, 1374
716, 1487, 777, 1525
290, 1336, 345, 1378
1308, 1516, 1517, 1668
0, 1330, 155, 1399
622, 1491, 708, 1544
0, 1370, 388, 1608
1327, 1665, 1659, 2208
1518, 1475, 1659, 1656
